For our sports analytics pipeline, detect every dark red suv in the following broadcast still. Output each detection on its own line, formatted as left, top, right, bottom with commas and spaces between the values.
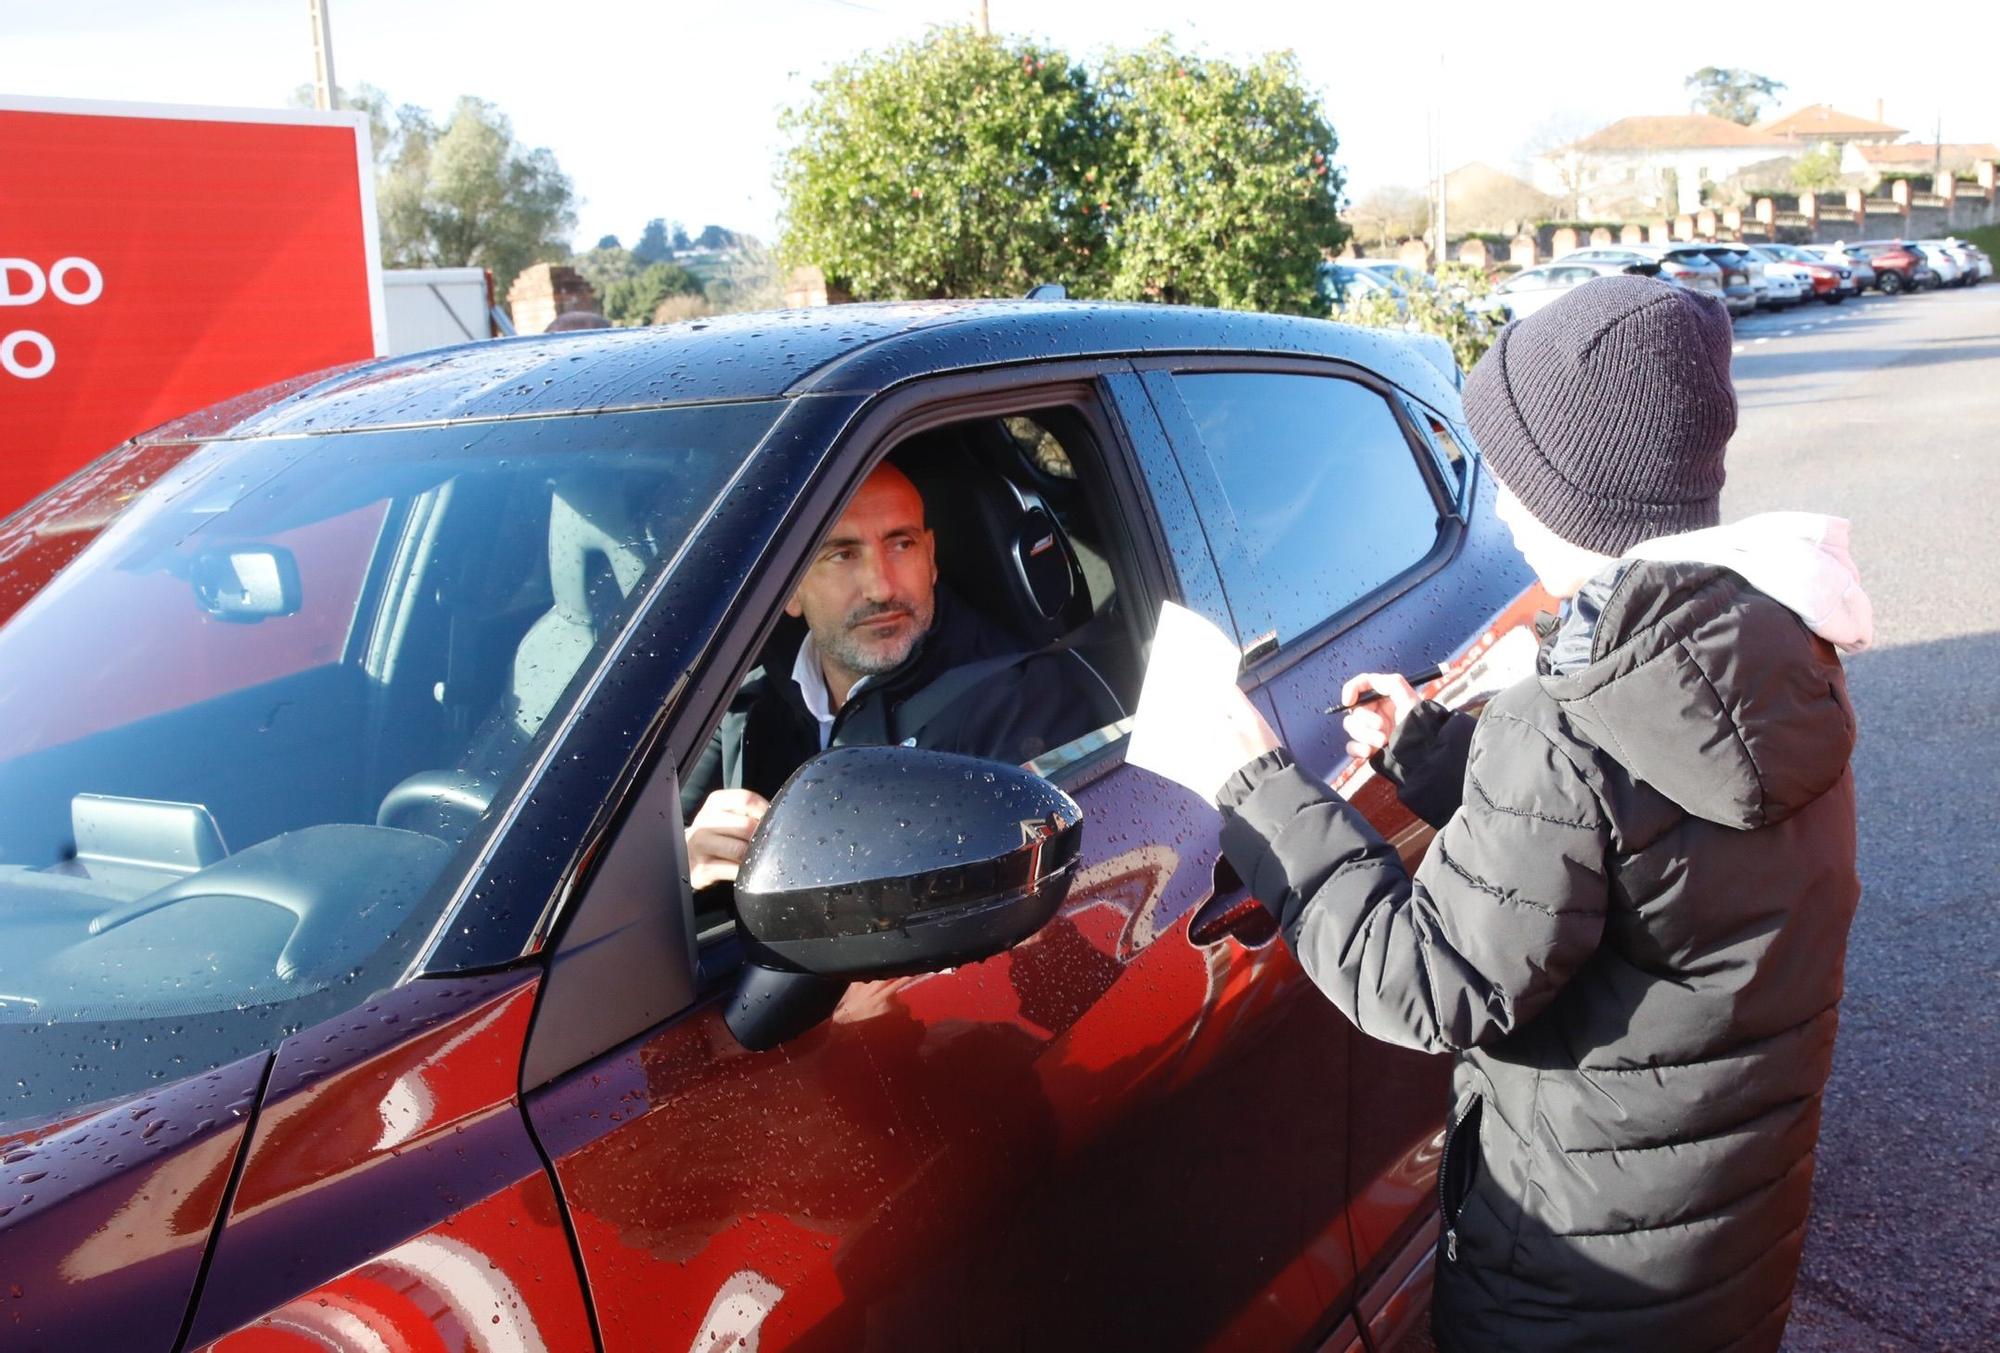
0, 303, 1535, 1351
1844, 240, 1926, 294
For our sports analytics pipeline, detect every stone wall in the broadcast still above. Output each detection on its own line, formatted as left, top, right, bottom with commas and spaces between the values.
506, 264, 601, 334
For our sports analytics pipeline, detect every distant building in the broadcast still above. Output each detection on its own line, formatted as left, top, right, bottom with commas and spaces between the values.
1754, 104, 1905, 147
1844, 141, 2000, 188
1533, 115, 1791, 218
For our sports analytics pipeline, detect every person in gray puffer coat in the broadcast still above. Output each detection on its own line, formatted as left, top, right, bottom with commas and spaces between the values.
1204, 276, 1871, 1352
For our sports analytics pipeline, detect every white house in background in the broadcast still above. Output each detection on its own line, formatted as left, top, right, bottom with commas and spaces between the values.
1534, 114, 1792, 218
1755, 104, 1905, 148
1844, 141, 2000, 187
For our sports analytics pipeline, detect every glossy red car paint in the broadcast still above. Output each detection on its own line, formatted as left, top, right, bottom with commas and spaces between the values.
532, 749, 1368, 1350
0, 1054, 265, 1351
183, 971, 592, 1349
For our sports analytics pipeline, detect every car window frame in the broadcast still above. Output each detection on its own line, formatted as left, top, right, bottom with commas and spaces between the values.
1129, 354, 1466, 682
648, 362, 1189, 977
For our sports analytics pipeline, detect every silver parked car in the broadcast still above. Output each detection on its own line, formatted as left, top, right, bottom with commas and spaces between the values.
1482, 260, 1644, 321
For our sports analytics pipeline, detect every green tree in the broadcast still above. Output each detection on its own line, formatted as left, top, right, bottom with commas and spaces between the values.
1792, 143, 1844, 193
370, 96, 577, 297
601, 261, 704, 326
573, 243, 642, 305
1684, 67, 1786, 125
779, 27, 1111, 299
1097, 42, 1345, 312
633, 218, 681, 264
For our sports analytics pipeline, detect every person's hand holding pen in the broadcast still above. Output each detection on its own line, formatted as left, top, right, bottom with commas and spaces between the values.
1332, 670, 1429, 762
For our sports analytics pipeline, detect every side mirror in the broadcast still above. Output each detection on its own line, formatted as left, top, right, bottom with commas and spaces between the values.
734, 745, 1083, 982
723, 745, 1083, 1051
190, 545, 301, 622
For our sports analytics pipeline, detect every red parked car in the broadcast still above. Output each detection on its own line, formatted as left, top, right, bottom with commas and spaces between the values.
0, 303, 1538, 1351
1843, 240, 1926, 294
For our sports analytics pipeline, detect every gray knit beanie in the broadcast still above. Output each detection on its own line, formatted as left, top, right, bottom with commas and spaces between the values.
1464, 274, 1736, 555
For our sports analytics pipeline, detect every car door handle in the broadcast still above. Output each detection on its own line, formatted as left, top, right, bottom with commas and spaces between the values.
1187, 855, 1277, 948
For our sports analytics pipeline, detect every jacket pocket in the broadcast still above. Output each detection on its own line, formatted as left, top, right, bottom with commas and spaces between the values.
1438, 1095, 1483, 1263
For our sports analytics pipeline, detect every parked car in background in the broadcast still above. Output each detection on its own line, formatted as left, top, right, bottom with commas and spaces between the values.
1912, 243, 1962, 287
1746, 243, 1852, 304
1810, 245, 1876, 291
1673, 244, 1761, 315
1917, 239, 1983, 285
1346, 259, 1431, 293
1482, 259, 1651, 321
1559, 244, 1730, 306
1953, 239, 1994, 281
1318, 260, 1409, 310
1845, 241, 1926, 294
0, 301, 1538, 1352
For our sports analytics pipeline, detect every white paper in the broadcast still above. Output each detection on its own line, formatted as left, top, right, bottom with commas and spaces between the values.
1125, 601, 1249, 798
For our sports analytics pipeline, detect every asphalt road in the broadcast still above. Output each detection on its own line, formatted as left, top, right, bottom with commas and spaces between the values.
1722, 282, 2000, 1351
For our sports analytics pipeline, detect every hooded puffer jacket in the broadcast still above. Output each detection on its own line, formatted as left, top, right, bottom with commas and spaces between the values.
1218, 518, 1866, 1353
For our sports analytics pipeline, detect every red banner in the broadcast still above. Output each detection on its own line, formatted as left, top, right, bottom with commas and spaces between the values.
0, 98, 383, 517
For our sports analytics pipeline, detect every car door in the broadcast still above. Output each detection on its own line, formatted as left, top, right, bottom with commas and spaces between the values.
523, 365, 1372, 1352
1134, 360, 1535, 1340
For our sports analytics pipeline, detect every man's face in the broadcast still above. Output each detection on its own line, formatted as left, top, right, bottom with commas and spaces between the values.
787, 464, 938, 686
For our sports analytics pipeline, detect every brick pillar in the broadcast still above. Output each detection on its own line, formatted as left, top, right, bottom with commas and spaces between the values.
1589, 226, 1614, 247
1397, 238, 1434, 269
1648, 220, 1673, 245
1799, 193, 1818, 229
1457, 238, 1490, 269
1978, 161, 1998, 193
1620, 223, 1647, 245
1890, 178, 1912, 208
1696, 208, 1718, 239
1722, 207, 1744, 234
507, 264, 600, 335
1510, 234, 1539, 268
1754, 198, 1777, 229
1673, 214, 1695, 240
1551, 226, 1581, 256
1846, 188, 1867, 238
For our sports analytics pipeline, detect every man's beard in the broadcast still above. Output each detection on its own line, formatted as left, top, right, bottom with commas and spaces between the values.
822, 595, 935, 678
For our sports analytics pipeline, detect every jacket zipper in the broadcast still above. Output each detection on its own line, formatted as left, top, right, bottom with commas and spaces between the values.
1440, 1103, 1461, 1262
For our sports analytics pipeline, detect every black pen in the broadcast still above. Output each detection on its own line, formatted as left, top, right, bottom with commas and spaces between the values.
1323, 665, 1442, 716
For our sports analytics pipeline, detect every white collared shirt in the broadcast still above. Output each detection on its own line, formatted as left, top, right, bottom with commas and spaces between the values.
791, 634, 870, 750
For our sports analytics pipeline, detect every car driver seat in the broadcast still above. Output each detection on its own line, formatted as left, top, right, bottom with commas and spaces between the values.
894, 431, 1124, 723
379, 474, 658, 835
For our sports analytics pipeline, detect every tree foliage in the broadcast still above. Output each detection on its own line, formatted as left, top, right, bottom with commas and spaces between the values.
1684, 67, 1786, 126
1097, 43, 1345, 312
572, 243, 642, 305
779, 27, 1110, 300
633, 218, 680, 264
1335, 262, 1499, 371
778, 29, 1346, 311
1791, 144, 1844, 193
1348, 188, 1430, 250
601, 261, 704, 327
289, 85, 576, 298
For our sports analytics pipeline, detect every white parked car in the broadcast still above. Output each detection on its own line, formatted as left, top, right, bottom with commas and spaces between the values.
1917, 239, 1983, 285
1485, 260, 1646, 320
1559, 245, 1733, 306
1912, 244, 1962, 287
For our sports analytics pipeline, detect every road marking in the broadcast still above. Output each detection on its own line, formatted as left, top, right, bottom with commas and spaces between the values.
1733, 344, 1746, 354
1780, 329, 1795, 337
1755, 337, 1770, 344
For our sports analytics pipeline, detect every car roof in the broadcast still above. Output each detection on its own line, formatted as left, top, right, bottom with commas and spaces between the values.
138, 299, 1464, 443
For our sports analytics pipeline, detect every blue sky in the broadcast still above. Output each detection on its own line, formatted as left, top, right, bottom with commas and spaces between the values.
5, 0, 1991, 248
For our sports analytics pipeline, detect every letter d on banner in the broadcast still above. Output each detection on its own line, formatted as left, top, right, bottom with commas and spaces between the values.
0, 260, 48, 307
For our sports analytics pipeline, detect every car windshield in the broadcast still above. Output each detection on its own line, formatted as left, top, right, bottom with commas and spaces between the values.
0, 401, 781, 1124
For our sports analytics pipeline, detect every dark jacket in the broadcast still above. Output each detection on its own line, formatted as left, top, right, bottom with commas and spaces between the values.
681, 585, 1121, 817
1218, 560, 1860, 1352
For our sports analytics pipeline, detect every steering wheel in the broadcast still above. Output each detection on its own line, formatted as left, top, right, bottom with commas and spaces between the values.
375, 768, 498, 840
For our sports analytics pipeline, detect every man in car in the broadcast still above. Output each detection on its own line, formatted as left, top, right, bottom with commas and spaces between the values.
680, 459, 1119, 892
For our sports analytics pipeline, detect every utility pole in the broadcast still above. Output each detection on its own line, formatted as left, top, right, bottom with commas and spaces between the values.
976, 1, 990, 36
310, 0, 339, 110
1432, 56, 1448, 266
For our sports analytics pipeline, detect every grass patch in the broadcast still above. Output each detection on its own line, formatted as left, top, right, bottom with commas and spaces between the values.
1963, 224, 2000, 258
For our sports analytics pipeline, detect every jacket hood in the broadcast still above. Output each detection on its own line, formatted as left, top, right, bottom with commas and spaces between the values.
1540, 535, 1861, 829
1625, 513, 1873, 653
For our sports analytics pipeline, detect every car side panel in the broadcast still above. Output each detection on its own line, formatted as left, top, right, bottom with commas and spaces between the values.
531, 758, 1355, 1351
183, 971, 592, 1349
